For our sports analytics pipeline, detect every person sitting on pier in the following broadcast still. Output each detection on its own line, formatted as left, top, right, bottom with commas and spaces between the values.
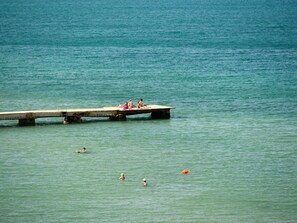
128, 99, 134, 109
119, 102, 129, 110
137, 99, 145, 108
77, 147, 87, 153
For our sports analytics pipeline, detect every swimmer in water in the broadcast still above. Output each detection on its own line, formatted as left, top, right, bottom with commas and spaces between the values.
119, 173, 125, 181
77, 147, 87, 153
143, 178, 148, 187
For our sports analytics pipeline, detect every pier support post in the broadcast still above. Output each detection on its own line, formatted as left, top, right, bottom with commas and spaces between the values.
109, 114, 126, 121
19, 118, 35, 126
19, 112, 36, 126
64, 116, 82, 124
151, 110, 170, 119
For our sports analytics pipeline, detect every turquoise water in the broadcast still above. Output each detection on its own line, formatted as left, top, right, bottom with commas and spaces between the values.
1, 0, 297, 222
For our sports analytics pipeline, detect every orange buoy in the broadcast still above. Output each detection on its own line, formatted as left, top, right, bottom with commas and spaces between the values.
181, 169, 190, 175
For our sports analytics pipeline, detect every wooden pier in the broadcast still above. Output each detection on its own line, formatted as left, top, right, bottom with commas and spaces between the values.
0, 105, 174, 126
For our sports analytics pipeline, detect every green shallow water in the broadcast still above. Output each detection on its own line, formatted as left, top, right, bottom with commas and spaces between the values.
1, 114, 297, 222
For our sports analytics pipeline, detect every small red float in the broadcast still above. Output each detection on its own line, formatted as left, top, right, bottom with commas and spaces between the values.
181, 169, 190, 175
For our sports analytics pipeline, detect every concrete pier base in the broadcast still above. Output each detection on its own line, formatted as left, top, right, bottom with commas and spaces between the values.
19, 118, 36, 126
151, 110, 170, 119
109, 114, 127, 121
64, 116, 82, 124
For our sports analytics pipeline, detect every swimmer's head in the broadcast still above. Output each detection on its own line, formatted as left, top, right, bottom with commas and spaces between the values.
143, 178, 146, 182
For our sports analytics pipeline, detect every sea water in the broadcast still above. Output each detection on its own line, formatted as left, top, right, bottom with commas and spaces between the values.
1, 0, 297, 222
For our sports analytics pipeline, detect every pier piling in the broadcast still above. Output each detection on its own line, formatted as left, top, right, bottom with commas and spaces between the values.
19, 118, 36, 126
151, 109, 171, 119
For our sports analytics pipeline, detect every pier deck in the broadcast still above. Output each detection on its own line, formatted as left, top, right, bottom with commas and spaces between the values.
0, 105, 174, 126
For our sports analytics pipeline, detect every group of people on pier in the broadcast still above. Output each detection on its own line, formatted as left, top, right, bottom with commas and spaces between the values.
119, 98, 146, 110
